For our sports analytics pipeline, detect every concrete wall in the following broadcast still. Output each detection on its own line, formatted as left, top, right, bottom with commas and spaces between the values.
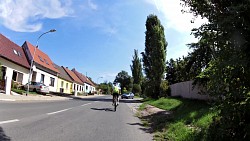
170, 80, 210, 100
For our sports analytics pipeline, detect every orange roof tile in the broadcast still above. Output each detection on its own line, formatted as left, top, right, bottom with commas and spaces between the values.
72, 68, 95, 86
62, 66, 83, 85
0, 34, 30, 69
23, 41, 59, 73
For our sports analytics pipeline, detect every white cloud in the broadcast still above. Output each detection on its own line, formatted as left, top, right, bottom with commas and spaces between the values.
0, 0, 73, 32
145, 0, 207, 33
88, 0, 98, 10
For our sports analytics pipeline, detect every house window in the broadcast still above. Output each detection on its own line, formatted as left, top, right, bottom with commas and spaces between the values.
61, 81, 64, 88
1, 66, 6, 80
66, 83, 68, 89
44, 59, 49, 65
50, 77, 55, 87
86, 86, 88, 91
12, 71, 23, 83
17, 72, 23, 83
38, 56, 44, 62
77, 85, 79, 91
13, 49, 18, 55
12, 71, 17, 81
74, 84, 76, 90
40, 74, 45, 83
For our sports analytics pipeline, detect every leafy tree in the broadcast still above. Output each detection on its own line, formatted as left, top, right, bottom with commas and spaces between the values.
165, 58, 177, 85
181, 0, 250, 140
98, 81, 112, 94
141, 14, 167, 99
114, 70, 132, 93
130, 49, 143, 93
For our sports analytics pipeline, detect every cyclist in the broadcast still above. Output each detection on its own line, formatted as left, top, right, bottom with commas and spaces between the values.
111, 82, 120, 105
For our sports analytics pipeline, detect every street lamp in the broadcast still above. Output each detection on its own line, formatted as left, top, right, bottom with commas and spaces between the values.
26, 29, 56, 96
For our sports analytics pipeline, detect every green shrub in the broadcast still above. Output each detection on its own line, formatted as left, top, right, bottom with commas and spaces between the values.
132, 84, 141, 94
160, 80, 170, 97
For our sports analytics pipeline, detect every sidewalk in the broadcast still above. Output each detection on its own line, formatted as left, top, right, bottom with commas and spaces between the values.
0, 93, 104, 101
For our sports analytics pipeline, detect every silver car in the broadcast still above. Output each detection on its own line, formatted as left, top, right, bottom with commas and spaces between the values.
24, 82, 50, 94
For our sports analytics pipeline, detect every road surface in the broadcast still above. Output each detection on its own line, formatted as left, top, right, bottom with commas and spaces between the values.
0, 95, 152, 141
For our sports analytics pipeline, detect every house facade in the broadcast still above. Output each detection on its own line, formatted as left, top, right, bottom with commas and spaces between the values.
62, 66, 84, 94
54, 64, 73, 94
72, 68, 96, 94
22, 41, 59, 92
0, 34, 30, 95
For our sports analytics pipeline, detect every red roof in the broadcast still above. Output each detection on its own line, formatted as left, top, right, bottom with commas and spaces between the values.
0, 34, 30, 68
23, 41, 59, 73
62, 66, 83, 85
72, 68, 95, 86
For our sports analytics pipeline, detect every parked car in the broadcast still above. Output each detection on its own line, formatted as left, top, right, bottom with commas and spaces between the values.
23, 82, 49, 94
121, 92, 134, 99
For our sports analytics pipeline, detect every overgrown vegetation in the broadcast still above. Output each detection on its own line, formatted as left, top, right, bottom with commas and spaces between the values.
139, 97, 217, 141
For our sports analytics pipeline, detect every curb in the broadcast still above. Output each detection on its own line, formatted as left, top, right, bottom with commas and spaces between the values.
0, 99, 16, 101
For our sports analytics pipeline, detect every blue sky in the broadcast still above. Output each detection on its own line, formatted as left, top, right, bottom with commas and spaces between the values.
0, 0, 206, 83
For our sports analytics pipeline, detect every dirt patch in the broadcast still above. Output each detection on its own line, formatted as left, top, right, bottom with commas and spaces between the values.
139, 105, 172, 117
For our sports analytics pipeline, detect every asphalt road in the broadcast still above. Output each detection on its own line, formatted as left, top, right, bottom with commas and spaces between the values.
0, 95, 152, 141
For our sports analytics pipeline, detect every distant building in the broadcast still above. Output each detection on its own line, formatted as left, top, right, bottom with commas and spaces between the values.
72, 68, 96, 93
62, 66, 84, 94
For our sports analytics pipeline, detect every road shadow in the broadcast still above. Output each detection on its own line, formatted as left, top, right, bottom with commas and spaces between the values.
90, 107, 114, 112
0, 127, 11, 141
127, 122, 153, 133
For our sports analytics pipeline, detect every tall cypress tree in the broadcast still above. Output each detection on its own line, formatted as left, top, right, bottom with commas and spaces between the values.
130, 49, 143, 85
131, 49, 143, 94
141, 14, 167, 99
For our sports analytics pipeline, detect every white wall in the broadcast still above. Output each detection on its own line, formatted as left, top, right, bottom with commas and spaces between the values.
72, 82, 84, 93
170, 80, 210, 100
33, 67, 58, 92
0, 58, 29, 94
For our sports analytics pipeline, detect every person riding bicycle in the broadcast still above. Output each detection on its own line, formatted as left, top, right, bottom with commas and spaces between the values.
111, 82, 120, 105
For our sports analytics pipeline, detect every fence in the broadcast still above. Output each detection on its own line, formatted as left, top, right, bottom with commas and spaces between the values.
170, 80, 210, 100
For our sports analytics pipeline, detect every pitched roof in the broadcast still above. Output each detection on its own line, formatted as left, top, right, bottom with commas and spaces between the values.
72, 68, 95, 86
54, 64, 73, 82
62, 66, 83, 85
0, 34, 30, 69
23, 41, 59, 73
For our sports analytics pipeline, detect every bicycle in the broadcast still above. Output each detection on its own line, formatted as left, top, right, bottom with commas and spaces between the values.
113, 95, 118, 112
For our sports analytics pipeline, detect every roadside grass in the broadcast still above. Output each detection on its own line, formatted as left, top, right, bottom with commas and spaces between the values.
139, 97, 217, 141
11, 88, 39, 95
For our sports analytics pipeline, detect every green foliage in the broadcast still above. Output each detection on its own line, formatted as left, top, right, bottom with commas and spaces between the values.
132, 83, 141, 94
98, 81, 112, 94
159, 80, 170, 97
114, 70, 132, 93
130, 49, 143, 85
141, 97, 217, 141
142, 14, 167, 99
181, 0, 250, 140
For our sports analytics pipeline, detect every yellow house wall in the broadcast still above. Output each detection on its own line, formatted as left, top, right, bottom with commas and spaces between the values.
57, 78, 73, 94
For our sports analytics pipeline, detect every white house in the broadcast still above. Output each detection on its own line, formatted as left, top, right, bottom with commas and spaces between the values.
22, 41, 59, 92
72, 68, 96, 94
0, 34, 30, 95
62, 66, 84, 94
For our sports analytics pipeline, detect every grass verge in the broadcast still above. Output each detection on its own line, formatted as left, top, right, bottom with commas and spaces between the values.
139, 97, 217, 141
11, 88, 39, 95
